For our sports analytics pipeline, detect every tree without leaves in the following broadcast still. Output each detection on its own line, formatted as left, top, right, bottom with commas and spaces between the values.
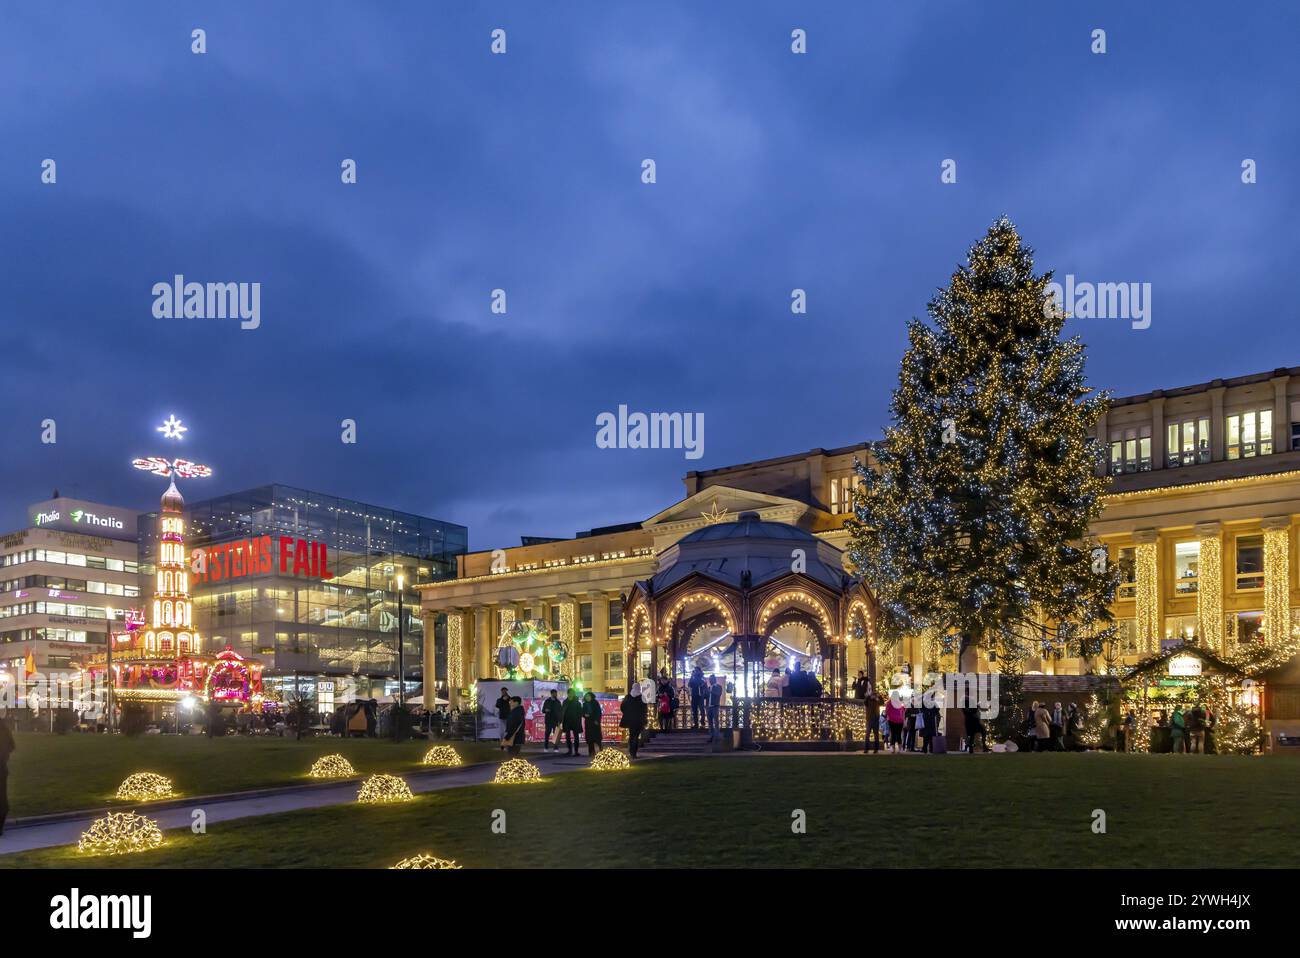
846, 217, 1117, 668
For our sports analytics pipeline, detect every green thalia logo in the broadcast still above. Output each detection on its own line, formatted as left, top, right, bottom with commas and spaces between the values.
49, 888, 152, 938
71, 510, 83, 523
70, 510, 125, 531
34, 510, 60, 525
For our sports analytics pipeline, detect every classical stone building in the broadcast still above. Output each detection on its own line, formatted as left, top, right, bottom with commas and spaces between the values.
418, 364, 1300, 725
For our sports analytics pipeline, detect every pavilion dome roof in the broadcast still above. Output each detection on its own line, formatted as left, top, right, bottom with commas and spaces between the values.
650, 513, 849, 594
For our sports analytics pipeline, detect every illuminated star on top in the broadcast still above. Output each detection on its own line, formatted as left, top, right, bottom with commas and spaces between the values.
157, 415, 188, 440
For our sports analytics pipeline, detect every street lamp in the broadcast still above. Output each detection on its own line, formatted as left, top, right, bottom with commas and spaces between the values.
394, 574, 405, 741
105, 605, 115, 733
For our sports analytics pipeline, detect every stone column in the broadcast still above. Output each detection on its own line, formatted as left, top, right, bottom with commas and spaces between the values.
1133, 529, 1160, 654
1195, 521, 1223, 653
444, 608, 466, 709
1150, 396, 1166, 470
1273, 373, 1290, 454
589, 591, 609, 692
1209, 384, 1226, 460
421, 611, 439, 710
473, 605, 492, 686
1262, 516, 1292, 649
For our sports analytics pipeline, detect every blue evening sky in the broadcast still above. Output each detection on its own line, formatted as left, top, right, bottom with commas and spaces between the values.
1, 1, 1296, 550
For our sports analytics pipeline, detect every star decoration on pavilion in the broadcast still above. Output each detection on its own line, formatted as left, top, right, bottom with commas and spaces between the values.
156, 415, 188, 440
700, 500, 731, 525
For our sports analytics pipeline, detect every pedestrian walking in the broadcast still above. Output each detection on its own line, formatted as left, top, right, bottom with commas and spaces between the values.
0, 715, 14, 835
621, 684, 648, 759
1170, 705, 1187, 753
542, 688, 563, 751
502, 696, 526, 757
561, 687, 583, 755
863, 687, 882, 753
885, 695, 907, 754
581, 690, 603, 755
706, 675, 723, 741
1033, 701, 1051, 751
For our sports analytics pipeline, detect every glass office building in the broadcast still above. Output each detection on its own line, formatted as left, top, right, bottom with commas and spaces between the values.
138, 484, 466, 710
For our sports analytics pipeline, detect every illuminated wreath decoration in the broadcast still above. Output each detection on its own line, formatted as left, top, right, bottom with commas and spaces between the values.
391, 853, 463, 870
422, 745, 463, 767
115, 772, 177, 801
499, 619, 571, 681
78, 812, 165, 856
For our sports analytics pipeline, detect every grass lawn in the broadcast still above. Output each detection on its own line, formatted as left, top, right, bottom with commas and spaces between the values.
5, 732, 505, 817
7, 753, 1300, 868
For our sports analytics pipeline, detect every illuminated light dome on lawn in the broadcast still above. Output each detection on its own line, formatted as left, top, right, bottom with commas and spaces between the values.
115, 772, 177, 801
421, 745, 462, 767
77, 812, 165, 857
391, 853, 462, 870
309, 754, 357, 779
357, 773, 414, 804
493, 758, 542, 784
589, 749, 631, 771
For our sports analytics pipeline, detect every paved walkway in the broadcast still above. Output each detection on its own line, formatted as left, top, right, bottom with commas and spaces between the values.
0, 749, 629, 856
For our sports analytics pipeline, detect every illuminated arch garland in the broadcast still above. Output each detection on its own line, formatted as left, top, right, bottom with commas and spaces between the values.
661, 592, 737, 645
846, 597, 876, 644
757, 590, 836, 642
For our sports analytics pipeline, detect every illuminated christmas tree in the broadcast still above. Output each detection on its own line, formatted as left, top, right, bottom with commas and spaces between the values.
847, 218, 1117, 666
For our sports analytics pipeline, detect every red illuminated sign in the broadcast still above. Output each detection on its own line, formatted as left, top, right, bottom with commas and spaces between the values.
191, 536, 334, 584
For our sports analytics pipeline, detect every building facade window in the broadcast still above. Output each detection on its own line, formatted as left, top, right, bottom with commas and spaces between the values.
1165, 417, 1211, 467
1225, 408, 1273, 459
579, 653, 593, 684
604, 651, 623, 682
1116, 546, 1137, 599
1229, 610, 1265, 644
829, 474, 859, 514
1235, 534, 1264, 591
1109, 425, 1151, 475
608, 599, 623, 645
1174, 541, 1200, 594
579, 602, 593, 641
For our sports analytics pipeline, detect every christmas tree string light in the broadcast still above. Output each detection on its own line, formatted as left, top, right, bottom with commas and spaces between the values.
78, 812, 165, 856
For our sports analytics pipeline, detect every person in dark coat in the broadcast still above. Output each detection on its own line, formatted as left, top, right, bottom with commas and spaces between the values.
581, 691, 603, 756
561, 687, 583, 755
495, 687, 512, 751
541, 689, 563, 751
502, 696, 526, 756
620, 685, 649, 759
0, 716, 14, 835
688, 667, 706, 729
962, 705, 986, 753
863, 688, 882, 753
